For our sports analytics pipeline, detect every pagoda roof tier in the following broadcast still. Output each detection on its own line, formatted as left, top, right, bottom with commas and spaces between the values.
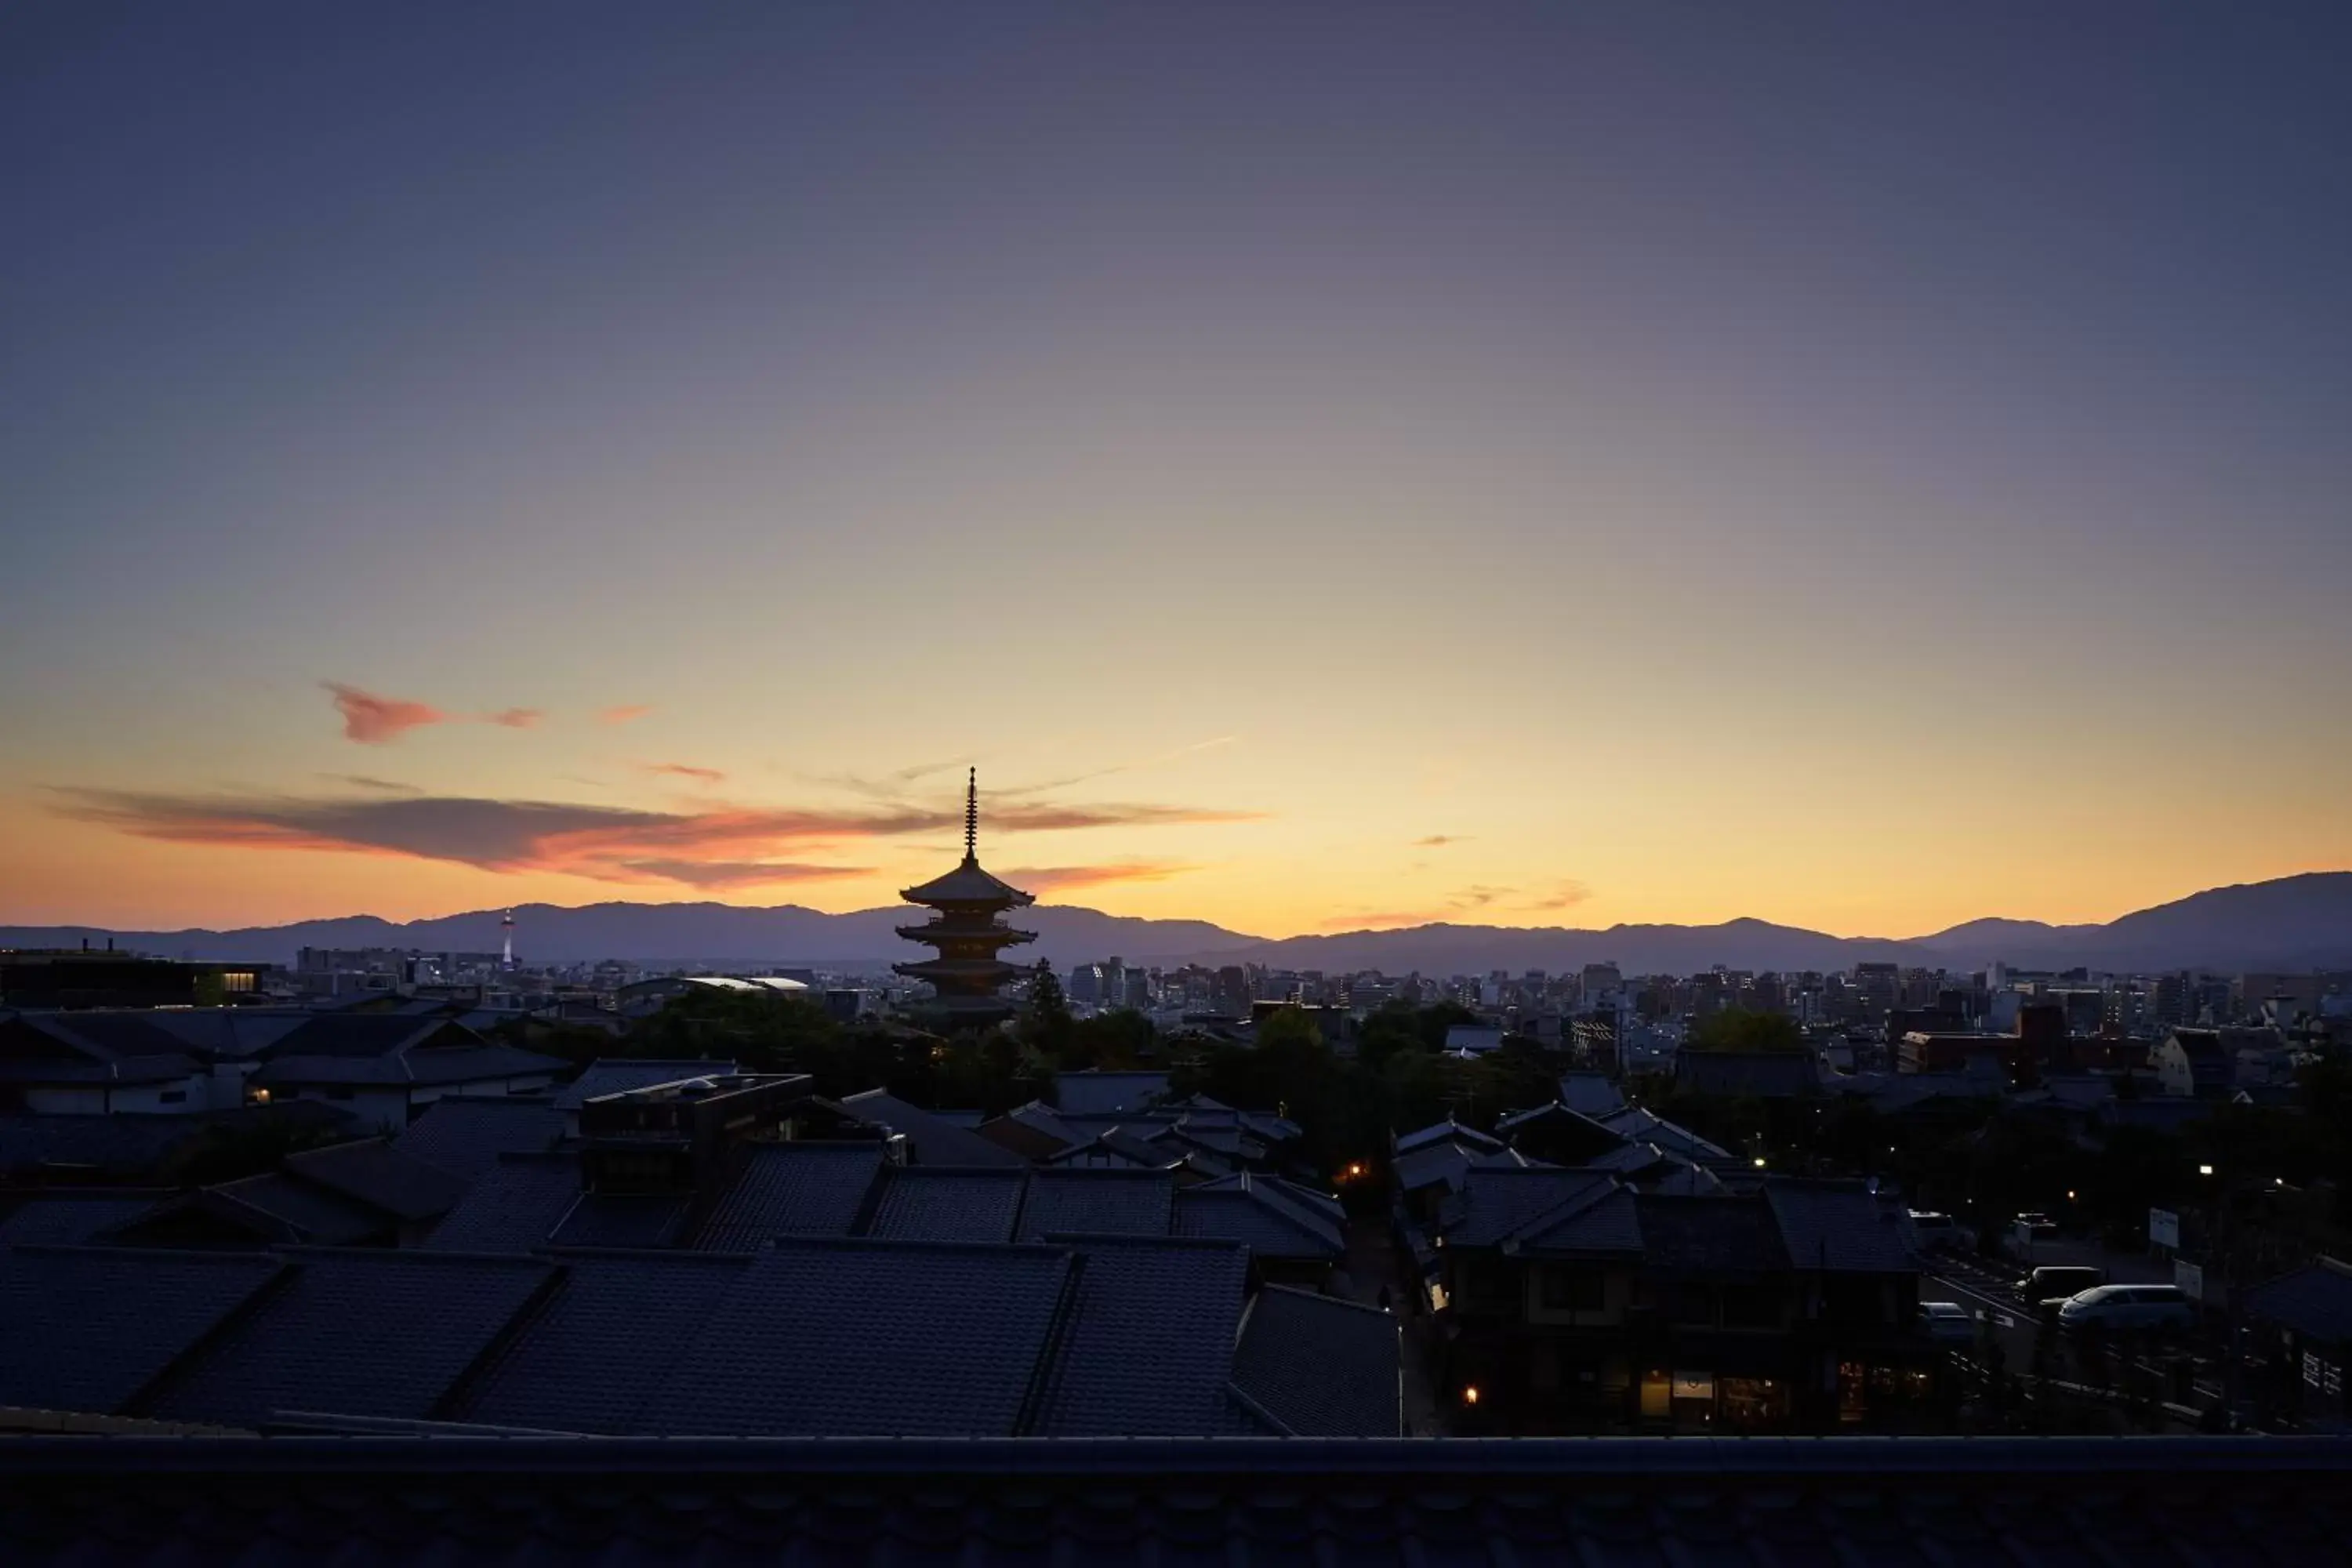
894, 958, 1027, 982
899, 858, 1036, 908
895, 922, 1036, 948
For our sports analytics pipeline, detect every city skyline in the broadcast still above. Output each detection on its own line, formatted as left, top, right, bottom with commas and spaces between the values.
8, 4, 2350, 938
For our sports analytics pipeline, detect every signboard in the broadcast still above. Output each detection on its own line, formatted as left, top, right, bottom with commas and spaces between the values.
2149, 1208, 2180, 1250
1671, 1371, 1715, 1401
2174, 1258, 2204, 1301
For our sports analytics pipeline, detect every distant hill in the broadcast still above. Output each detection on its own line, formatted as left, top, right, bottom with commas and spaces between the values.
6, 870, 2348, 975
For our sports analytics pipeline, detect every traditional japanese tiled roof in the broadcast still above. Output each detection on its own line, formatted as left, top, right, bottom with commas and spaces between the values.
251, 1044, 564, 1088
1393, 1116, 1504, 1156
898, 858, 1035, 907
1439, 1167, 1619, 1248
1173, 1174, 1345, 1258
546, 1193, 691, 1249
144, 1249, 557, 1429
1557, 1070, 1628, 1116
0, 1103, 358, 1178
420, 1154, 589, 1253
0, 1190, 166, 1247
0, 1246, 285, 1416
1018, 1167, 1176, 1241
1764, 1179, 1919, 1274
11, 1433, 2333, 1561
283, 1137, 470, 1221
392, 1096, 566, 1185
691, 1142, 887, 1250
458, 1252, 753, 1435
1032, 1236, 1250, 1437
1053, 1070, 1171, 1116
1632, 1192, 1790, 1276
201, 1171, 387, 1245
1232, 1287, 1401, 1436
864, 1165, 1028, 1243
643, 1240, 1076, 1436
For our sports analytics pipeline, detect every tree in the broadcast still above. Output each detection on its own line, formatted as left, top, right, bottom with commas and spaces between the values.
1683, 1007, 1807, 1054
1019, 960, 1076, 1060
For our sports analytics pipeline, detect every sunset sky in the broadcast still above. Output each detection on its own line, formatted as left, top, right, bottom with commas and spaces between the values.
5, 3, 2348, 939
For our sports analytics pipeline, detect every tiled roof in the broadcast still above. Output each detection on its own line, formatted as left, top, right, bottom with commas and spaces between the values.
0, 1190, 165, 1247
1173, 1178, 1345, 1259
1393, 1116, 1503, 1156
1599, 1106, 1735, 1164
1515, 1185, 1643, 1254
0, 1051, 197, 1085
865, 1165, 1027, 1243
1033, 1236, 1249, 1437
261, 1014, 481, 1058
145, 1248, 557, 1429
1633, 1193, 1789, 1276
391, 1096, 565, 1185
284, 1136, 470, 1221
1558, 1071, 1628, 1116
1232, 1286, 1401, 1436
251, 1044, 565, 1088
1439, 1167, 1618, 1247
555, 1058, 736, 1112
547, 1194, 690, 1248
691, 1142, 886, 1250
460, 1252, 753, 1434
1765, 1180, 1919, 1274
10, 1011, 191, 1062
0, 1247, 285, 1416
839, 1088, 1027, 1167
1053, 1070, 1171, 1116
2243, 1258, 2352, 1343
203, 1171, 388, 1244
1192, 1171, 1345, 1224
1018, 1167, 1175, 1241
2, 1435, 2350, 1560
643, 1240, 1076, 1436
421, 1154, 588, 1252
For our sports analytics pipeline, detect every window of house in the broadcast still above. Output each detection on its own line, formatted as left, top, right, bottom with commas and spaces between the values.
1541, 1266, 1606, 1312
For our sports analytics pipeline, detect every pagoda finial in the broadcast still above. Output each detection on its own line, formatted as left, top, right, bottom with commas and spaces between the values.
964, 767, 978, 862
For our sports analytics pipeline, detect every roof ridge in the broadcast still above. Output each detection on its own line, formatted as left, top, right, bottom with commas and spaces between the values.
1257, 1282, 1389, 1316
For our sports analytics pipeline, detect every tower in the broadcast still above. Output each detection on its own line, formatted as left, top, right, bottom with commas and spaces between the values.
893, 769, 1035, 1026
501, 909, 516, 972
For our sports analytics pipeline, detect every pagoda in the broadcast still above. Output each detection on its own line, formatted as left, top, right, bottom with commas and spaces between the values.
893, 769, 1036, 1026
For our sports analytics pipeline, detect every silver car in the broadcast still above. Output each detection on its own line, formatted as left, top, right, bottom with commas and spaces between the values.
2056, 1283, 2195, 1334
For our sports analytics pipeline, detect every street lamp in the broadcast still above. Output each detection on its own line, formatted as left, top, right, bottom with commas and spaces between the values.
2199, 1163, 2216, 1177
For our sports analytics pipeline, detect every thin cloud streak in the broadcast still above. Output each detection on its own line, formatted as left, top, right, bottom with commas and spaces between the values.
52, 786, 1258, 891
597, 705, 655, 726
487, 708, 544, 729
642, 762, 727, 786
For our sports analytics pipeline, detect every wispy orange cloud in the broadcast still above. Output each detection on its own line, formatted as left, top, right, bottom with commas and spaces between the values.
1002, 861, 1202, 895
643, 762, 727, 786
487, 708, 544, 729
597, 705, 655, 726
324, 683, 447, 745
53, 786, 1257, 893
1414, 834, 1468, 848
1521, 880, 1595, 910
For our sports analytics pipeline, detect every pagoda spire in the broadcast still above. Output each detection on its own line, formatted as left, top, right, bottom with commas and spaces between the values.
964, 767, 978, 862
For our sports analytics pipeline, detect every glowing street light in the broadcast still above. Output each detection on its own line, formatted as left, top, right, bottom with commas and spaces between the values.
2199, 1163, 2216, 1177
1461, 1385, 1480, 1406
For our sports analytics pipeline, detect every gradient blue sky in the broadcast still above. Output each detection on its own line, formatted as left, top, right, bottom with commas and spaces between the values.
5, 2, 2349, 935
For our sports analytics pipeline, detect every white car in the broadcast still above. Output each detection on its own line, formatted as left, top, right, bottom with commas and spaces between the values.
1909, 1212, 1973, 1253
1919, 1301, 1976, 1343
2056, 1284, 2196, 1334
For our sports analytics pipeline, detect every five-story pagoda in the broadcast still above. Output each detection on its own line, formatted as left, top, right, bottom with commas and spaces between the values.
894, 770, 1036, 1026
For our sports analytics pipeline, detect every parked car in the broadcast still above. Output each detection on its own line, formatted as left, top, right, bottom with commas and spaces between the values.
2058, 1284, 2197, 1334
2014, 1212, 2058, 1238
2020, 1265, 2105, 1307
1908, 1211, 1975, 1253
1919, 1301, 1977, 1343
